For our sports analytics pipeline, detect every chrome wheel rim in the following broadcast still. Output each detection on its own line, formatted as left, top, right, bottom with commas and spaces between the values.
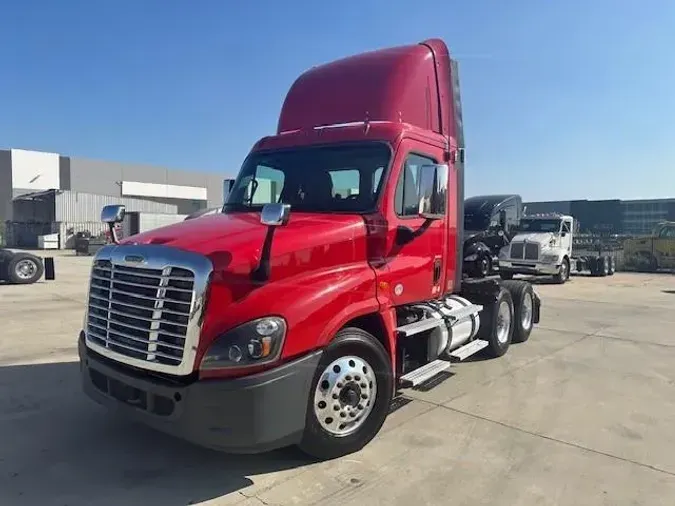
521, 292, 533, 330
496, 301, 512, 344
15, 259, 37, 280
313, 355, 377, 437
560, 261, 568, 279
480, 257, 489, 275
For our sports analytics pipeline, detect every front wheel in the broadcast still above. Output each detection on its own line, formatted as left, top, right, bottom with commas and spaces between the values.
553, 258, 570, 284
298, 327, 393, 460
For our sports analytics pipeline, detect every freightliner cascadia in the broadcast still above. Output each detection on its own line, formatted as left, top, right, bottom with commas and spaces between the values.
79, 38, 541, 460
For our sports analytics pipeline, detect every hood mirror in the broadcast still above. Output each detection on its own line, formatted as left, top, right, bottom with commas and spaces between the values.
101, 204, 125, 224
252, 203, 291, 283
101, 205, 125, 244
418, 164, 448, 220
261, 203, 291, 226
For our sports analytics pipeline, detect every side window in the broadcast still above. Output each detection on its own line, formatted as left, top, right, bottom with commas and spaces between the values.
562, 221, 572, 234
395, 153, 436, 217
329, 169, 360, 198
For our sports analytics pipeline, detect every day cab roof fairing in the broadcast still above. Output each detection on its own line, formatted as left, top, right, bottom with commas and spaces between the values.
273, 38, 456, 141
254, 37, 464, 291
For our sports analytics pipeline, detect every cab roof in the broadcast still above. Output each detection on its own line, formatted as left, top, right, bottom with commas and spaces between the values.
276, 39, 456, 144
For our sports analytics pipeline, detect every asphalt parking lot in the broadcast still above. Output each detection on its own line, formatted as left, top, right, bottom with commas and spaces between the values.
1, 253, 674, 506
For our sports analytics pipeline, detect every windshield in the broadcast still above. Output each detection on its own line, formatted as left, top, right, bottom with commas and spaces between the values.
518, 219, 561, 233
224, 142, 390, 214
464, 208, 496, 231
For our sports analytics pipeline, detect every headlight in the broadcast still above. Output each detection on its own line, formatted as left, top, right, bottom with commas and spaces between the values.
200, 316, 287, 370
541, 254, 558, 263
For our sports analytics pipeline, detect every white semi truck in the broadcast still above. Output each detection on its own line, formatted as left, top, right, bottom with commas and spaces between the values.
498, 213, 616, 283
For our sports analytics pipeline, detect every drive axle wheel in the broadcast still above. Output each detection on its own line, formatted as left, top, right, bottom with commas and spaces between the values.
7, 253, 44, 284
298, 327, 393, 460
479, 288, 514, 358
499, 280, 534, 343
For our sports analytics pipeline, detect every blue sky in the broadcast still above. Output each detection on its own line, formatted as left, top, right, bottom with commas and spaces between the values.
1, 1, 674, 202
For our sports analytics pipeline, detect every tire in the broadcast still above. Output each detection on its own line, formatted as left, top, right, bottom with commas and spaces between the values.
477, 253, 491, 278
597, 256, 609, 277
0, 249, 14, 281
7, 253, 44, 284
499, 280, 534, 343
298, 327, 394, 460
478, 288, 514, 358
588, 258, 598, 276
499, 270, 514, 280
608, 256, 615, 275
553, 257, 570, 284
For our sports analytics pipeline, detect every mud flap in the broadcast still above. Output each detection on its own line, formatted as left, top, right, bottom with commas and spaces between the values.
532, 290, 541, 324
44, 257, 55, 280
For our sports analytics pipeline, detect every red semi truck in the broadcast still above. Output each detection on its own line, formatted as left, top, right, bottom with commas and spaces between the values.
79, 38, 541, 460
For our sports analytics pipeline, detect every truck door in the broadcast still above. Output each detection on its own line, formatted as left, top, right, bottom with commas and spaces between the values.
561, 219, 573, 254
379, 140, 446, 306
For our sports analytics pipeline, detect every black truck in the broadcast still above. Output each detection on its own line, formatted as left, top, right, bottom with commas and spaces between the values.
462, 194, 522, 278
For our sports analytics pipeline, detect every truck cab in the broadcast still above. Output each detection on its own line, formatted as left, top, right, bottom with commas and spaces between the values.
463, 194, 522, 277
78, 39, 542, 460
499, 213, 574, 283
624, 221, 675, 272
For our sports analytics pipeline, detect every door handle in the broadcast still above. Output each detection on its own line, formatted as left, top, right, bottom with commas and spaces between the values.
433, 258, 442, 285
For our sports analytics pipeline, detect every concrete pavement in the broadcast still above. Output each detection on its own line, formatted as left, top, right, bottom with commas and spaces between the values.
1, 253, 673, 505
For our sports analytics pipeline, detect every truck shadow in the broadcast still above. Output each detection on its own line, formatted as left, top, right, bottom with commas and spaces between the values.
0, 360, 313, 506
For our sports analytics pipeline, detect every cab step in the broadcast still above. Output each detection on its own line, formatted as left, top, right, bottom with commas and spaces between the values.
396, 303, 483, 338
399, 359, 451, 388
448, 339, 488, 361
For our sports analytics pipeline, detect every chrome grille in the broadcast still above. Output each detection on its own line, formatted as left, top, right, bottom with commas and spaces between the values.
510, 242, 524, 259
524, 243, 539, 260
84, 245, 213, 375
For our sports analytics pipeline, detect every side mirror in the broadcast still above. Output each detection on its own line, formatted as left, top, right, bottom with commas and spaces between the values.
418, 164, 448, 220
260, 203, 291, 226
101, 205, 125, 244
101, 204, 125, 224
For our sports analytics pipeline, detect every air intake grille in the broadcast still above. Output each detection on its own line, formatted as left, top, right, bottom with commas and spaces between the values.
510, 242, 524, 259
524, 243, 539, 260
86, 260, 195, 366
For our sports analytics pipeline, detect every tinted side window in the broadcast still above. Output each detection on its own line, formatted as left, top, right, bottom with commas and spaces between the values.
395, 153, 436, 217
562, 221, 572, 233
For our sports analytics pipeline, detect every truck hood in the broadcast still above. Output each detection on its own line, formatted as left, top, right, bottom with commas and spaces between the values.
119, 211, 368, 282
511, 232, 555, 245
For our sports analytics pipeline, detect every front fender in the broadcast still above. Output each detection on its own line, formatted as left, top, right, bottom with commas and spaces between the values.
197, 262, 381, 367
